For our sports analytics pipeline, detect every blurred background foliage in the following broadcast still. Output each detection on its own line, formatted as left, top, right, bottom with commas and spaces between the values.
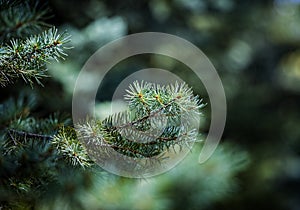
1, 0, 300, 209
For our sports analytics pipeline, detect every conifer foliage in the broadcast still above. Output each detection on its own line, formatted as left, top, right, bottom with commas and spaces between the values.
0, 0, 203, 207
0, 28, 70, 86
0, 0, 71, 87
78, 81, 203, 160
0, 1, 86, 209
0, 1, 250, 209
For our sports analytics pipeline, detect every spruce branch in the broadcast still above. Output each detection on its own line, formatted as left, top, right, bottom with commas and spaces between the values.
0, 27, 71, 86
52, 126, 92, 168
77, 81, 204, 160
1, 116, 91, 168
2, 114, 66, 155
0, 92, 89, 171
0, 2, 90, 208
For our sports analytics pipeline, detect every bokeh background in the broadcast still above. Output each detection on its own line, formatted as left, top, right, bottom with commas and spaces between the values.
2, 0, 300, 209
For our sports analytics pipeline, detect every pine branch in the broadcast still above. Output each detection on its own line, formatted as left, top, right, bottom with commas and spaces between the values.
0, 27, 71, 86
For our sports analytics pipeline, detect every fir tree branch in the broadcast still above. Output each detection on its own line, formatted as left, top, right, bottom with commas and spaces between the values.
0, 27, 71, 86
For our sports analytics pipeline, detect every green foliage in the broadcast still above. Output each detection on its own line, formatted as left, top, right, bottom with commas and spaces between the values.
0, 2, 86, 209
0, 28, 70, 86
0, 94, 91, 209
77, 81, 203, 160
52, 126, 92, 168
0, 0, 71, 87
0, 1, 255, 210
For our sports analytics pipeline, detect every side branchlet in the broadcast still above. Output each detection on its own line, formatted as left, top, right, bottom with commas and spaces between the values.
0, 27, 71, 86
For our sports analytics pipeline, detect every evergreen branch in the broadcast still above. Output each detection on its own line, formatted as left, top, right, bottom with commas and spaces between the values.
1, 114, 68, 155
0, 1, 50, 41
7, 114, 69, 136
77, 81, 203, 159
52, 127, 92, 168
8, 129, 53, 142
0, 27, 71, 86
